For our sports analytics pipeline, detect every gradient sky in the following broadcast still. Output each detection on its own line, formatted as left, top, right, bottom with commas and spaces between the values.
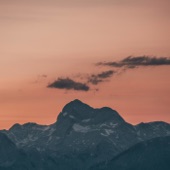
0, 0, 170, 129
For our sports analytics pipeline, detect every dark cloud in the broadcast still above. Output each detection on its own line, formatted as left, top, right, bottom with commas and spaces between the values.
88, 70, 115, 85
97, 70, 115, 78
47, 78, 89, 91
97, 56, 170, 68
47, 70, 115, 92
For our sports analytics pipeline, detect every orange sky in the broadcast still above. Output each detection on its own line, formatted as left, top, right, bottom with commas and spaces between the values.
0, 0, 170, 129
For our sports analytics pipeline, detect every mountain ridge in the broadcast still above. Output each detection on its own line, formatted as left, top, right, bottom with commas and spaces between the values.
5, 99, 170, 130
0, 99, 170, 170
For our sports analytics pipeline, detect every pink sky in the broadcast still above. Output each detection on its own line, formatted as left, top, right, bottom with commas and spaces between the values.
0, 0, 170, 129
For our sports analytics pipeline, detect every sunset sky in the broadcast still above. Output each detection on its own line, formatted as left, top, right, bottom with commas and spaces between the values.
0, 0, 170, 129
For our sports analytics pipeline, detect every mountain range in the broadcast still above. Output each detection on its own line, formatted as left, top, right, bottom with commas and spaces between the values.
0, 99, 170, 170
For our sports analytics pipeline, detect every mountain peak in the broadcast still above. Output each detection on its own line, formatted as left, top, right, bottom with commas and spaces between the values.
57, 99, 124, 124
69, 99, 84, 104
57, 99, 93, 121
9, 123, 21, 131
63, 99, 90, 109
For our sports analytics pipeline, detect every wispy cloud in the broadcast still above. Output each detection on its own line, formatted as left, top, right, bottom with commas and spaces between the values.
47, 70, 115, 91
88, 70, 115, 85
97, 56, 170, 69
47, 56, 170, 92
47, 78, 89, 91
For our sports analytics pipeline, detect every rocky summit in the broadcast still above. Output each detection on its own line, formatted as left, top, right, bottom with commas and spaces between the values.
0, 99, 170, 170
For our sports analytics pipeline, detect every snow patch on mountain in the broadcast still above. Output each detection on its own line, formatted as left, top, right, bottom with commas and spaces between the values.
101, 129, 114, 136
73, 124, 91, 133
63, 112, 68, 116
82, 119, 91, 123
69, 115, 75, 119
110, 122, 119, 128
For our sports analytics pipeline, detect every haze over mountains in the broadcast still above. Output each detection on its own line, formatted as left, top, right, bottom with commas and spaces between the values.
0, 99, 170, 170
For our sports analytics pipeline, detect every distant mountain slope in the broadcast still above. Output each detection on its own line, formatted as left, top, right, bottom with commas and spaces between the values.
91, 136, 170, 170
0, 99, 170, 170
0, 132, 43, 170
0, 132, 18, 167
